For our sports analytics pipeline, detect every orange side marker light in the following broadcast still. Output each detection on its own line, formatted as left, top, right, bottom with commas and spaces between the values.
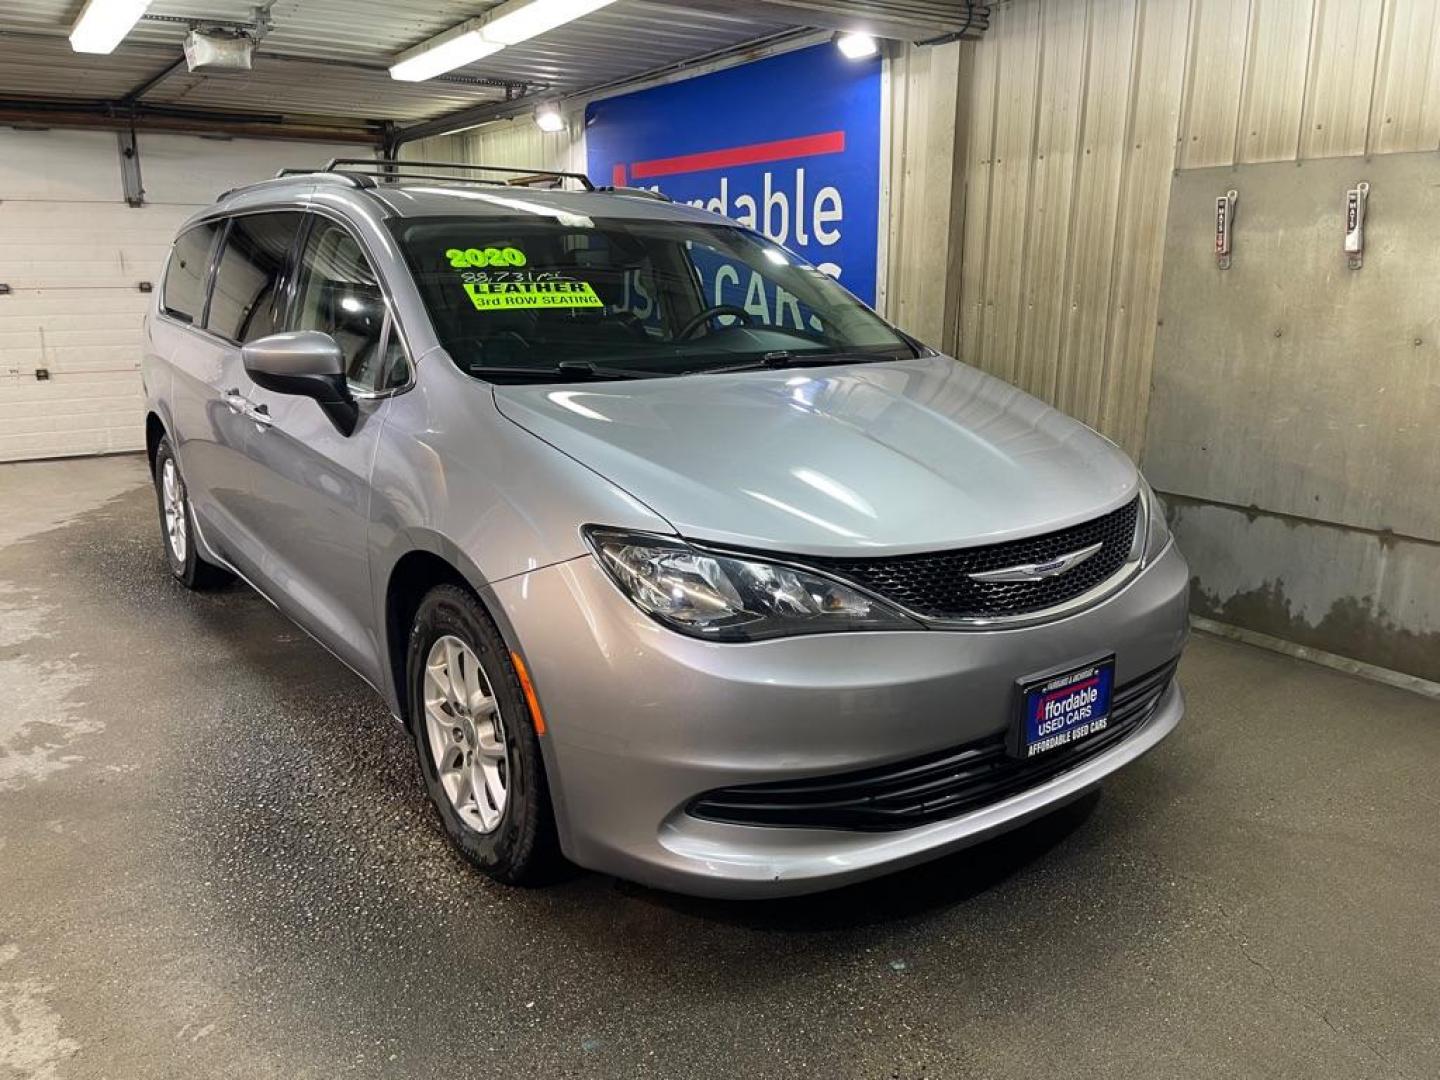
511, 651, 546, 735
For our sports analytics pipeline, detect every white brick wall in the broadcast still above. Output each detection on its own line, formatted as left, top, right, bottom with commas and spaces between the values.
0, 129, 365, 462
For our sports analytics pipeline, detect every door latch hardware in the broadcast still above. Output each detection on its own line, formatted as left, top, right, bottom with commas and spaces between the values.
1215, 189, 1237, 269
1345, 182, 1369, 269
36, 368, 50, 381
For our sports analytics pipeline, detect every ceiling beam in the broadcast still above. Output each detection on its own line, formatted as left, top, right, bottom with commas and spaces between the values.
390, 84, 554, 146
0, 97, 380, 144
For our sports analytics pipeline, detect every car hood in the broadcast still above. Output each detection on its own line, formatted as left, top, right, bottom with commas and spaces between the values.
492, 354, 1139, 557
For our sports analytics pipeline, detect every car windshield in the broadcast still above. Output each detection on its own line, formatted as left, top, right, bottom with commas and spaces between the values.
389, 212, 917, 382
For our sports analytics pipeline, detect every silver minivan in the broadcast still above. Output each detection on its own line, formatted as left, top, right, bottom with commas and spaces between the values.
142, 160, 1189, 898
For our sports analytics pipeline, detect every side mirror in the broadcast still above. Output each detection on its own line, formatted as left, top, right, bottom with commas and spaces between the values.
241, 331, 358, 435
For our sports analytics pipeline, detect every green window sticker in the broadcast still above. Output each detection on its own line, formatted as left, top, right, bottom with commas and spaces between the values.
463, 280, 603, 310
445, 246, 527, 269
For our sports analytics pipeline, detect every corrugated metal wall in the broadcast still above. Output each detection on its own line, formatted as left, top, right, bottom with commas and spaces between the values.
403, 116, 587, 176
957, 0, 1440, 457
881, 41, 966, 348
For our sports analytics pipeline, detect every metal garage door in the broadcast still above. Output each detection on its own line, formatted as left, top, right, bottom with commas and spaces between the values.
0, 130, 364, 462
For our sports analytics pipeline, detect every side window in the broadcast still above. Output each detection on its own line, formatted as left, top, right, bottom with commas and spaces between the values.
161, 221, 221, 324
376, 325, 410, 390
291, 219, 406, 391
206, 212, 303, 344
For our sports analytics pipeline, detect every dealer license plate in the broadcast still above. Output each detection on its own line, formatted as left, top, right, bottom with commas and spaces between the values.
1015, 656, 1115, 759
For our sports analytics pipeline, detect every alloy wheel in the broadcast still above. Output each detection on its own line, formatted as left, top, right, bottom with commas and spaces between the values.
161, 457, 188, 564
423, 635, 510, 833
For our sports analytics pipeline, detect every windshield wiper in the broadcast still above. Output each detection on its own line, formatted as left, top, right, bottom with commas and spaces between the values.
466, 360, 672, 383
697, 350, 903, 375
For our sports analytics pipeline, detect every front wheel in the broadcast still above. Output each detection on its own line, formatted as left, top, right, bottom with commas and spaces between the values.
152, 437, 232, 590
406, 584, 560, 885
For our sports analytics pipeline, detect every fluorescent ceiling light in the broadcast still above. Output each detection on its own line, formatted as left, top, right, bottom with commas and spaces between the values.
834, 31, 879, 60
534, 104, 565, 132
69, 0, 153, 54
390, 29, 503, 82
390, 0, 619, 82
482, 0, 618, 47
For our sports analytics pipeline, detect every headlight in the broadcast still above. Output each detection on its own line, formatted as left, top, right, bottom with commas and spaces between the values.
1139, 476, 1171, 564
584, 527, 919, 641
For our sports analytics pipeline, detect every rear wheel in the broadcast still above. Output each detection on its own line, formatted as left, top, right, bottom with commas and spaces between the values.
152, 437, 232, 590
406, 584, 560, 884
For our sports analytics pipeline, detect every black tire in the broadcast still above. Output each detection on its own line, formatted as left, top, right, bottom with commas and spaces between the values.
406, 584, 561, 885
152, 436, 233, 590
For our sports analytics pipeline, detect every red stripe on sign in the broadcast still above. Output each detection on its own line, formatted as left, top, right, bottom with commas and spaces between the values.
611, 162, 627, 187
629, 130, 846, 180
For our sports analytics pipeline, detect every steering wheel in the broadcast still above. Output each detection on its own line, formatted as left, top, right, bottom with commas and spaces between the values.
677, 304, 754, 340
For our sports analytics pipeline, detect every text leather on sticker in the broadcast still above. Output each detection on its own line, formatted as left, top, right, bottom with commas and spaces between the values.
463, 280, 603, 310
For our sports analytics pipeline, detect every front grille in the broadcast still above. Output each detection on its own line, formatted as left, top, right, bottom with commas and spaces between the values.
806, 497, 1141, 621
688, 659, 1177, 832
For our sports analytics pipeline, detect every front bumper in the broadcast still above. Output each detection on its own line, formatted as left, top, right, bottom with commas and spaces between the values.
487, 540, 1190, 898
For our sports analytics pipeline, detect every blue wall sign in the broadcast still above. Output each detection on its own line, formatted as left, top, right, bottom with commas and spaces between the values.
585, 44, 882, 306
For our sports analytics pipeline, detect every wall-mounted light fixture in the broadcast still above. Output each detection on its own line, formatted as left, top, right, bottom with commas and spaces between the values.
834, 31, 879, 60
534, 103, 566, 133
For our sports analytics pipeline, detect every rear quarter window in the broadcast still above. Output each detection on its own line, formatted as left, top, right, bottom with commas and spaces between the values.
161, 221, 222, 324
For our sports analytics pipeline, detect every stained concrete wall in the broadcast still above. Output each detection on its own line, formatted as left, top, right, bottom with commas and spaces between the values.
1143, 153, 1440, 681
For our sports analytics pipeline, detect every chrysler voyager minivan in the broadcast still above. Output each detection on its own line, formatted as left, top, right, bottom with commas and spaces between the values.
142, 160, 1188, 898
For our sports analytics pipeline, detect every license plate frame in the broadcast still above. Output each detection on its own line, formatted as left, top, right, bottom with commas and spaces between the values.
1010, 654, 1117, 760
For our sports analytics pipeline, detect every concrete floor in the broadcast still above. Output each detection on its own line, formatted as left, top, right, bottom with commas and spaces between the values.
1, 455, 1437, 1080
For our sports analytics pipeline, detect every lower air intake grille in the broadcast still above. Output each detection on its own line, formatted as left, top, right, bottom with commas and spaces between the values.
804, 496, 1141, 621
688, 659, 1177, 832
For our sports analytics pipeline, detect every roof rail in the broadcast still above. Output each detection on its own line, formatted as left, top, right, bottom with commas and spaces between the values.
277, 158, 594, 191
271, 169, 370, 187
595, 185, 673, 202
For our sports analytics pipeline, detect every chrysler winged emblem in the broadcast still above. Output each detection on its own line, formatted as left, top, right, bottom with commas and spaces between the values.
967, 541, 1104, 584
